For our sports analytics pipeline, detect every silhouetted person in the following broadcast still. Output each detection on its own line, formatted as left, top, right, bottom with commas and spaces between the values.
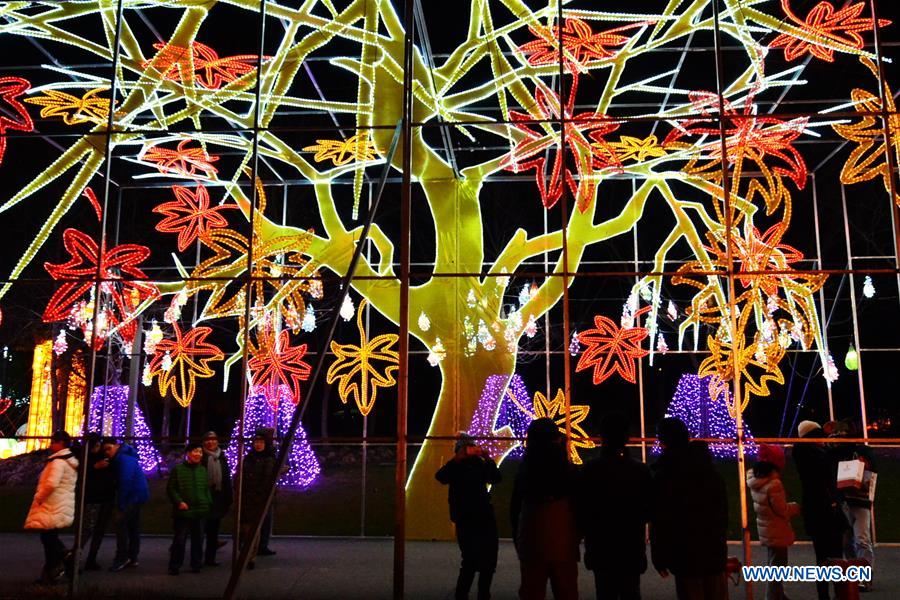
25, 430, 78, 584
793, 420, 846, 600
238, 430, 276, 569
256, 426, 277, 556
650, 418, 728, 600
102, 436, 149, 572
201, 430, 232, 566
80, 432, 116, 570
436, 435, 502, 600
167, 441, 212, 575
747, 444, 800, 600
511, 418, 580, 600
579, 413, 651, 600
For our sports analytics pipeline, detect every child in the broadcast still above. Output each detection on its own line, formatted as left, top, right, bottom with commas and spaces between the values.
747, 444, 801, 600
436, 435, 501, 600
166, 441, 212, 575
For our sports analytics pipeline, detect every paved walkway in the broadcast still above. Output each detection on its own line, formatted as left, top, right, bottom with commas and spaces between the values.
0, 534, 894, 599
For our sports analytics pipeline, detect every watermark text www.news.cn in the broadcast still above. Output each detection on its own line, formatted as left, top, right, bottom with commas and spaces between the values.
742, 565, 871, 583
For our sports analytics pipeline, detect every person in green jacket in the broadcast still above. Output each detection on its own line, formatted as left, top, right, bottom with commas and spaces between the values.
166, 441, 212, 575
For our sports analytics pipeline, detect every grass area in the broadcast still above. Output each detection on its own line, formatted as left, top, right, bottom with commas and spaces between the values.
2, 452, 897, 541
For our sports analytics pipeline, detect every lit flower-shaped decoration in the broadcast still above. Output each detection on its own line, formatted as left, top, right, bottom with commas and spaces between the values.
140, 140, 220, 178
248, 327, 311, 407
43, 228, 159, 347
303, 133, 381, 166
326, 299, 399, 416
0, 77, 34, 165
519, 17, 648, 72
145, 41, 262, 90
147, 323, 224, 407
576, 313, 649, 384
665, 91, 808, 215
501, 78, 620, 212
532, 389, 595, 464
832, 58, 900, 205
153, 185, 233, 251
25, 88, 110, 125
770, 0, 890, 63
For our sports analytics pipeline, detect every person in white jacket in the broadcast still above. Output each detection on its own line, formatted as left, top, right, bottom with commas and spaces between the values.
24, 430, 79, 583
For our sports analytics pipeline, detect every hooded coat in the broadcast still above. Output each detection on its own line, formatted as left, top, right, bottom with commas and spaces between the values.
24, 449, 79, 530
112, 444, 150, 509
747, 466, 800, 548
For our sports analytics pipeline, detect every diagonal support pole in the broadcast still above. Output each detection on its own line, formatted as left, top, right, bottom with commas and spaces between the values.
223, 121, 402, 600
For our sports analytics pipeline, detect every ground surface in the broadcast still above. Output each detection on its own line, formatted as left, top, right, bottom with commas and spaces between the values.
0, 534, 894, 599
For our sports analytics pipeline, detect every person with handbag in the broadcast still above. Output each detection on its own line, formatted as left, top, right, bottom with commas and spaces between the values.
747, 444, 801, 600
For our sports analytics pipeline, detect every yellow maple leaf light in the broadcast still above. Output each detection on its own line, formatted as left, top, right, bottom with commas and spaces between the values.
326, 298, 399, 416
532, 389, 595, 464
25, 88, 111, 125
303, 133, 381, 166
596, 134, 667, 163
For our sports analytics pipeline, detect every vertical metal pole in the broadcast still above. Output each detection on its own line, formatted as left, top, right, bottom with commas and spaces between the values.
69, 1, 125, 596
711, 2, 753, 595
125, 316, 142, 440
840, 184, 870, 437
632, 179, 647, 462
811, 175, 835, 421
394, 0, 414, 596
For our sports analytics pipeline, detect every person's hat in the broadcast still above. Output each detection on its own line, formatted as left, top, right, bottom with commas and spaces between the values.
202, 431, 218, 441
757, 444, 785, 471
185, 439, 203, 453
252, 430, 267, 441
797, 420, 821, 438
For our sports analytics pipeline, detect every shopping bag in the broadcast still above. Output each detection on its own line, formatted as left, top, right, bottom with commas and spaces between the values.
836, 459, 865, 489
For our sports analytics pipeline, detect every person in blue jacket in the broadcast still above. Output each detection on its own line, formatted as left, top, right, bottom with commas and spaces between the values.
101, 437, 150, 572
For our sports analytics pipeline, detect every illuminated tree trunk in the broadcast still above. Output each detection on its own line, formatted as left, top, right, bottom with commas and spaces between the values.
405, 349, 514, 540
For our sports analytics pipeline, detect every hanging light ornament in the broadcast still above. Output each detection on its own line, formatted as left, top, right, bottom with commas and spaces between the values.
301, 304, 316, 332
667, 300, 678, 321
766, 295, 778, 315
418, 311, 431, 332
340, 295, 355, 321
161, 350, 173, 372
141, 363, 153, 387
844, 345, 859, 371
569, 330, 581, 356
53, 331, 68, 356
309, 277, 324, 299
823, 352, 839, 384
524, 314, 537, 338
466, 289, 477, 308
639, 285, 652, 302
427, 338, 446, 367
144, 319, 163, 355
657, 332, 668, 354
518, 284, 531, 307
862, 276, 875, 299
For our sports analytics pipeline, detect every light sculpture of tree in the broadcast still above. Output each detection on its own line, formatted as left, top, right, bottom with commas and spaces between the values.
0, 0, 889, 537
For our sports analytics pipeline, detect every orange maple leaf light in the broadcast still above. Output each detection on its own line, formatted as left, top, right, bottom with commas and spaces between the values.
576, 313, 649, 384
153, 185, 233, 251
501, 77, 620, 212
147, 323, 224, 407
248, 327, 311, 407
731, 224, 804, 296
141, 140, 219, 178
770, 0, 890, 63
145, 41, 263, 90
519, 17, 648, 72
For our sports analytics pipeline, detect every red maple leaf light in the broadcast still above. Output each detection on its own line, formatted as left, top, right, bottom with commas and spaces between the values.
519, 18, 648, 72
248, 328, 311, 406
501, 78, 620, 212
665, 91, 809, 189
0, 77, 34, 165
141, 140, 219, 178
153, 185, 233, 251
0, 398, 11, 416
770, 0, 890, 62
144, 42, 263, 90
576, 314, 649, 384
43, 229, 159, 345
